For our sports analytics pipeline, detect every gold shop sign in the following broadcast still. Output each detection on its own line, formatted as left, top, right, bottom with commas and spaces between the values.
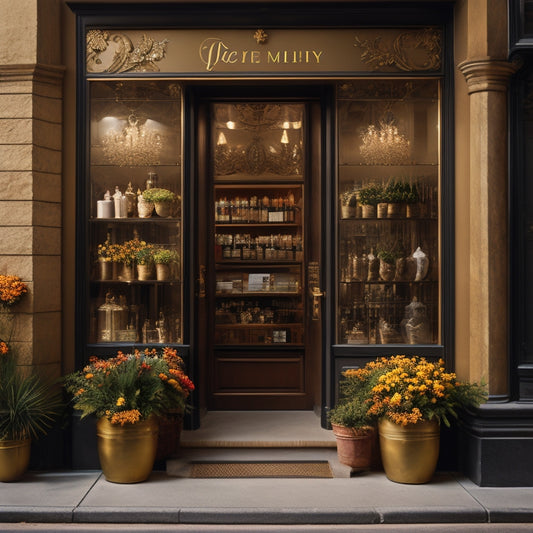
86, 28, 442, 76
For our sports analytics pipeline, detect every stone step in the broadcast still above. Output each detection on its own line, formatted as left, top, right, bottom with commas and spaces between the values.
167, 446, 351, 478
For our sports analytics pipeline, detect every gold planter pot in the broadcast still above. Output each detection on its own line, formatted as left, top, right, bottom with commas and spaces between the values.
96, 417, 158, 484
378, 417, 440, 484
0, 439, 31, 482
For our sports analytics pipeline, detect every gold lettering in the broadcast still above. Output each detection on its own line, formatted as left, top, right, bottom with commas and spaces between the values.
242, 50, 249, 63
312, 50, 323, 63
267, 51, 280, 63
224, 50, 238, 64
251, 50, 260, 63
199, 38, 228, 71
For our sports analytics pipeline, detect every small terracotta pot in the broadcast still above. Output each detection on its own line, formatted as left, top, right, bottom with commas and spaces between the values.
331, 424, 375, 471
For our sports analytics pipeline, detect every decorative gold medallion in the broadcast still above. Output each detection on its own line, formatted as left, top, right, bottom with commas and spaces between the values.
254, 29, 269, 44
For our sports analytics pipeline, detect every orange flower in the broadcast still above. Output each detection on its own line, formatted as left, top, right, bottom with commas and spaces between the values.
110, 409, 141, 426
0, 274, 28, 307
85, 373, 94, 379
0, 341, 8, 355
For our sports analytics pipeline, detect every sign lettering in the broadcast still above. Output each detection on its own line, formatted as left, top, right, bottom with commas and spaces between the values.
199, 38, 323, 72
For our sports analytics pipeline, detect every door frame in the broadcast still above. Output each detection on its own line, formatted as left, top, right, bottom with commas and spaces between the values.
188, 82, 332, 414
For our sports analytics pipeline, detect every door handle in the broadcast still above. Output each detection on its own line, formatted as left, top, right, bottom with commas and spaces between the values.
311, 286, 325, 321
198, 265, 206, 298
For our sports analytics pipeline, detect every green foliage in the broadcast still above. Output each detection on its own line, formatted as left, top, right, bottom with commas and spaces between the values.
328, 398, 373, 428
377, 249, 398, 265
0, 348, 61, 441
135, 245, 155, 265
152, 249, 179, 264
340, 189, 357, 207
384, 180, 419, 204
141, 188, 176, 203
358, 183, 384, 206
64, 348, 194, 425
327, 364, 384, 429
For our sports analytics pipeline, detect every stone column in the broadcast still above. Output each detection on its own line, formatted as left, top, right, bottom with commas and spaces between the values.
0, 0, 63, 380
458, 58, 518, 400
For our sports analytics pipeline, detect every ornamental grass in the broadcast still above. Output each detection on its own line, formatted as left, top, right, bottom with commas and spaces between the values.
1, 274, 61, 441
64, 348, 194, 426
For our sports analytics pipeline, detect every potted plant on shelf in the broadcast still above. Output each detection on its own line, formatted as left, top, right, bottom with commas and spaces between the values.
135, 243, 155, 281
96, 238, 116, 281
377, 247, 399, 282
0, 275, 61, 482
340, 189, 358, 219
141, 188, 177, 218
383, 180, 406, 218
405, 183, 420, 218
152, 248, 179, 281
64, 347, 194, 484
111, 238, 148, 281
365, 355, 486, 484
358, 183, 383, 218
328, 366, 379, 472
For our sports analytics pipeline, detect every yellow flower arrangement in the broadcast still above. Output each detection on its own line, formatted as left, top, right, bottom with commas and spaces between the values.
365, 355, 486, 427
97, 238, 152, 266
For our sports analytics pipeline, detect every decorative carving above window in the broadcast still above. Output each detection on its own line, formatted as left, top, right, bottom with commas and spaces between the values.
86, 30, 169, 74
353, 28, 441, 72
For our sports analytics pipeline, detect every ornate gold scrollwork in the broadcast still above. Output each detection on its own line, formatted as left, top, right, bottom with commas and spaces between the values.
354, 28, 442, 72
86, 30, 169, 74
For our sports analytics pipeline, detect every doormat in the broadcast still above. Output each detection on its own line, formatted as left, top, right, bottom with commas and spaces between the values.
190, 461, 333, 479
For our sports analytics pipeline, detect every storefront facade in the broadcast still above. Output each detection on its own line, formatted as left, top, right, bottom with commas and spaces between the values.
1, 0, 530, 486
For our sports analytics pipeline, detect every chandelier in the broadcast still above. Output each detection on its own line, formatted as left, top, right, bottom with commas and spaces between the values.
102, 113, 162, 166
359, 116, 411, 166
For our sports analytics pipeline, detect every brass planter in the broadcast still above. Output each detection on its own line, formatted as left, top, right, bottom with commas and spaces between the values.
0, 439, 31, 482
378, 417, 440, 484
96, 417, 158, 484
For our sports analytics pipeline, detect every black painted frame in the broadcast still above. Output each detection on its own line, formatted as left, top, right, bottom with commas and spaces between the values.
70, 1, 455, 432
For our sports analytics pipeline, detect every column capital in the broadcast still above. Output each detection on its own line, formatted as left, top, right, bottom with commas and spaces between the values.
458, 58, 520, 94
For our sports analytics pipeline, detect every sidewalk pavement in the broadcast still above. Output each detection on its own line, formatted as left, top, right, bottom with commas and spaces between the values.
1, 469, 533, 529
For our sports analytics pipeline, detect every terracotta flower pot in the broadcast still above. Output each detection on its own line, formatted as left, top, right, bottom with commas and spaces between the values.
331, 424, 375, 471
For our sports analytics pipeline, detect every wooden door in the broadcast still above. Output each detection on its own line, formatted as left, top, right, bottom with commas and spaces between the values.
195, 87, 324, 410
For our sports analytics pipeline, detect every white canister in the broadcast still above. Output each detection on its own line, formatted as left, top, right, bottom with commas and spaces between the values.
97, 200, 114, 218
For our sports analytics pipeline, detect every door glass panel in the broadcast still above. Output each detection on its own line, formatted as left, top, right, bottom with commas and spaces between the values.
212, 103, 305, 346
336, 80, 440, 345
88, 81, 183, 347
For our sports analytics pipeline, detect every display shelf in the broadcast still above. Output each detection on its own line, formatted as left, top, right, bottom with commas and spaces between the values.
336, 78, 440, 346
86, 80, 184, 351
210, 101, 306, 349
